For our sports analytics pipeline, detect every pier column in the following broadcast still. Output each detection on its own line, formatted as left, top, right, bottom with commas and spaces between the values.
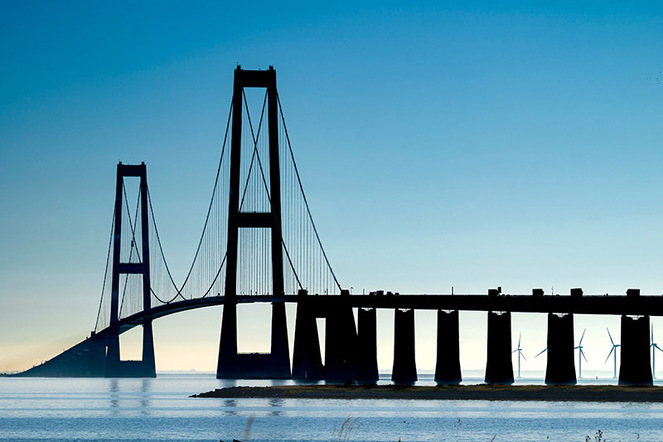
544, 313, 576, 385
485, 310, 514, 385
292, 290, 324, 381
325, 290, 358, 382
392, 308, 417, 385
141, 321, 156, 376
217, 298, 238, 377
357, 308, 379, 384
619, 290, 652, 385
435, 310, 462, 385
270, 302, 291, 378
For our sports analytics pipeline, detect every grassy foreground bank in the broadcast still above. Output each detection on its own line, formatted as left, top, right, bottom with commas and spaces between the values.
192, 384, 663, 402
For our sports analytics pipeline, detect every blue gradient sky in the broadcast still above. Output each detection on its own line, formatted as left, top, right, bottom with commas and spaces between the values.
1, 1, 663, 374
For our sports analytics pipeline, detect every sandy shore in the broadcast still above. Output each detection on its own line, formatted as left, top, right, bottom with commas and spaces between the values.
192, 385, 663, 402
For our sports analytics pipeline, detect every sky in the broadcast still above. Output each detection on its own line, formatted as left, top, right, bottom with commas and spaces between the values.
1, 1, 663, 375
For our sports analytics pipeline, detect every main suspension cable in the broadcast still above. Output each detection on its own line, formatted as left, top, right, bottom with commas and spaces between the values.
277, 93, 342, 291
119, 182, 142, 316
239, 90, 269, 209
242, 90, 303, 291
146, 188, 184, 304
177, 100, 233, 295
94, 207, 116, 332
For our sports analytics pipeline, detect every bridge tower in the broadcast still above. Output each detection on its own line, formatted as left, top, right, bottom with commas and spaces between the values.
217, 66, 291, 379
105, 162, 156, 377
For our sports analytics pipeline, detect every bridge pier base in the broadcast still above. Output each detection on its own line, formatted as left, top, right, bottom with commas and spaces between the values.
270, 302, 291, 377
485, 311, 514, 385
217, 298, 238, 378
105, 322, 156, 378
392, 308, 417, 385
619, 314, 652, 386
435, 310, 462, 385
544, 313, 576, 385
357, 308, 379, 384
217, 299, 291, 379
293, 290, 324, 381
140, 321, 156, 377
324, 291, 358, 382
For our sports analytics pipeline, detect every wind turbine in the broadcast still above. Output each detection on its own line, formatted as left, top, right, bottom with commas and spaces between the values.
605, 328, 620, 379
575, 328, 588, 379
513, 333, 526, 378
534, 346, 547, 359
651, 325, 663, 379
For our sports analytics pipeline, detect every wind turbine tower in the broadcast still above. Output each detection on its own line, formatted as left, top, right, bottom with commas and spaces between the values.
651, 325, 663, 379
605, 327, 621, 379
574, 328, 588, 379
513, 333, 526, 379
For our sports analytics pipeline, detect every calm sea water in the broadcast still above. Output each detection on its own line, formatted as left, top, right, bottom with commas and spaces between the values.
1, 373, 663, 441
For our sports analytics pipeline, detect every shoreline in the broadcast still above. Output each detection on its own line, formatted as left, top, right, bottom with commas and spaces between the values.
192, 385, 663, 402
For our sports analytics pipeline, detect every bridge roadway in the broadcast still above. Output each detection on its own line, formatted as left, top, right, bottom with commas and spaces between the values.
98, 293, 663, 338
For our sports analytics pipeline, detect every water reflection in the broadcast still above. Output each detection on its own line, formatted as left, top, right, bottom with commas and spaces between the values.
106, 378, 153, 414
217, 379, 237, 389
140, 378, 151, 415
223, 399, 238, 416
109, 379, 119, 411
269, 397, 284, 416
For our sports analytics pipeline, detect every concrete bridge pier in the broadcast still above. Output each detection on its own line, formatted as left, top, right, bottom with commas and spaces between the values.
269, 302, 292, 377
619, 290, 652, 385
324, 289, 358, 382
292, 290, 324, 381
356, 308, 379, 384
435, 310, 462, 385
544, 313, 576, 385
392, 308, 417, 385
485, 308, 514, 385
619, 314, 652, 385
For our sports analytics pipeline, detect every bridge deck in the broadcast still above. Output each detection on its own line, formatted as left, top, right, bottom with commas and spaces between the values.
95, 293, 663, 339
339, 294, 663, 316
23, 293, 663, 378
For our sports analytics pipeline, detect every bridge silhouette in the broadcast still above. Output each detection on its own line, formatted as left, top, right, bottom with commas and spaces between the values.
18, 66, 661, 386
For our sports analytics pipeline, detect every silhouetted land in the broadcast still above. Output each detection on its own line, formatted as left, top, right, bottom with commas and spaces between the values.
193, 385, 663, 402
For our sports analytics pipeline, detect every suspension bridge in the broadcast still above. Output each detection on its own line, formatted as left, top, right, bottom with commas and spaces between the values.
16, 66, 663, 386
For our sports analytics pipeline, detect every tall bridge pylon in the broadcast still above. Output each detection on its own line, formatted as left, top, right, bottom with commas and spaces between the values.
217, 66, 291, 379
105, 162, 156, 377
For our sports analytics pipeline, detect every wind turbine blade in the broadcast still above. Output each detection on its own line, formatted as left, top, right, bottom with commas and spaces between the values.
581, 348, 588, 363
607, 328, 614, 346
535, 348, 547, 358
605, 347, 614, 364
518, 333, 522, 349
579, 328, 586, 345
522, 354, 527, 362
652, 324, 654, 343
656, 344, 663, 353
